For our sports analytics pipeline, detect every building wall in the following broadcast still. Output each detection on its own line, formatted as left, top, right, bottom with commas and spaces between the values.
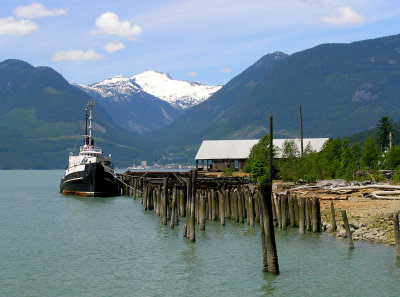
238, 160, 247, 171
197, 159, 247, 171
211, 159, 234, 171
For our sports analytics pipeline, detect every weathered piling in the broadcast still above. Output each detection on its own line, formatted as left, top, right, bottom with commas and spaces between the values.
280, 194, 288, 230
183, 170, 192, 238
199, 191, 206, 230
288, 194, 295, 227
293, 195, 299, 227
330, 200, 337, 232
179, 189, 185, 217
311, 198, 320, 233
213, 189, 218, 221
189, 170, 197, 242
162, 178, 168, 225
341, 210, 354, 249
238, 189, 244, 224
254, 191, 260, 224
305, 199, 311, 232
207, 190, 211, 221
247, 190, 254, 226
170, 185, 177, 228
393, 212, 400, 258
298, 198, 305, 234
219, 190, 225, 226
274, 193, 281, 228
259, 115, 279, 274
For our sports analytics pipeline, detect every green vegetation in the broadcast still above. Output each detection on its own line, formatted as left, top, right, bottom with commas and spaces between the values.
245, 117, 400, 183
223, 166, 233, 176
376, 116, 394, 151
243, 134, 273, 182
0, 59, 154, 169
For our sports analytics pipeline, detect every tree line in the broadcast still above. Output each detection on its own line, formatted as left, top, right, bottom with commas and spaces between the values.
244, 116, 400, 183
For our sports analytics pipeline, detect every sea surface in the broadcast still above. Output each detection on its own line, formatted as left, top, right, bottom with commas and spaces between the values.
1, 170, 399, 297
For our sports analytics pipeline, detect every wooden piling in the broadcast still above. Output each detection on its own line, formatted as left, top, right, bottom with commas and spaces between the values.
393, 212, 400, 258
258, 115, 279, 274
254, 190, 260, 224
288, 194, 296, 227
330, 200, 337, 232
200, 191, 206, 230
238, 189, 244, 223
312, 198, 320, 233
211, 189, 217, 221
305, 199, 311, 232
273, 193, 281, 228
183, 170, 192, 238
280, 194, 288, 230
180, 189, 186, 217
225, 188, 231, 219
298, 198, 305, 234
293, 195, 299, 227
189, 169, 197, 242
207, 190, 212, 221
341, 210, 354, 249
162, 178, 168, 225
170, 186, 177, 228
219, 190, 225, 226
247, 190, 254, 226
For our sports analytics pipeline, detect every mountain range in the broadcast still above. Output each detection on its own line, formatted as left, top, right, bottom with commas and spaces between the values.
2, 33, 400, 168
0, 59, 153, 169
150, 34, 400, 153
76, 71, 221, 134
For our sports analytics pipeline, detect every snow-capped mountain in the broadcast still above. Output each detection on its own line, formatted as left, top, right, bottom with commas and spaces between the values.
78, 70, 221, 110
75, 70, 221, 134
130, 70, 222, 109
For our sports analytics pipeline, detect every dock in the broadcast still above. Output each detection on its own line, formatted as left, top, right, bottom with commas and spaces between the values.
117, 169, 322, 236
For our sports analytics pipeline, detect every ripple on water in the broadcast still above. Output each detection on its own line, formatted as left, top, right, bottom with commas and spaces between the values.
0, 170, 399, 296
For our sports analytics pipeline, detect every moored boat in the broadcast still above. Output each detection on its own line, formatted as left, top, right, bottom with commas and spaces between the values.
60, 100, 118, 197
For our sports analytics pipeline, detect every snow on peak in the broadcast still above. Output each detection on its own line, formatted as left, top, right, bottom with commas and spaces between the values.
79, 70, 222, 109
130, 70, 221, 109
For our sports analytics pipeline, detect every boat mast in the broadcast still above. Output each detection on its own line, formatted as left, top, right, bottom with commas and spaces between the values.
88, 100, 95, 146
84, 107, 89, 145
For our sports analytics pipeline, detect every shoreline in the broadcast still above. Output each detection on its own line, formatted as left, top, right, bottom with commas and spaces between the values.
276, 180, 400, 246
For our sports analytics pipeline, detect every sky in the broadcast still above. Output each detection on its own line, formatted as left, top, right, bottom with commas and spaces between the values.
1, 0, 400, 86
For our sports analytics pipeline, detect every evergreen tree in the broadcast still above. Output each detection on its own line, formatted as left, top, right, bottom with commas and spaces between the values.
244, 134, 274, 182
384, 145, 400, 169
319, 138, 342, 178
376, 116, 394, 151
360, 136, 380, 168
278, 140, 299, 181
338, 139, 351, 179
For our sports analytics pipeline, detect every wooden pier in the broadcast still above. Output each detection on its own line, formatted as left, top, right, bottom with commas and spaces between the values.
117, 170, 322, 236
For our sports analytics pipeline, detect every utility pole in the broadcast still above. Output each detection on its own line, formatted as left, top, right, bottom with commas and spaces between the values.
299, 105, 303, 155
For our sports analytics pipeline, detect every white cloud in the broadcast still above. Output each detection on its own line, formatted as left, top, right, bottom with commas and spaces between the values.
221, 68, 232, 73
103, 41, 125, 53
186, 71, 197, 77
0, 17, 38, 35
52, 49, 103, 61
320, 6, 363, 26
14, 3, 67, 19
95, 12, 142, 39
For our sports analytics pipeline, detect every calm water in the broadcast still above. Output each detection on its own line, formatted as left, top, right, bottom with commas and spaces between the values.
1, 170, 399, 297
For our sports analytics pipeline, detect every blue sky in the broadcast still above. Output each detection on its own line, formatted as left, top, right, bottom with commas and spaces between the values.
1, 1, 400, 86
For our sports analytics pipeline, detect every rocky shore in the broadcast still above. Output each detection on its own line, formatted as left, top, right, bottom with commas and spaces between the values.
284, 179, 400, 246
320, 199, 399, 246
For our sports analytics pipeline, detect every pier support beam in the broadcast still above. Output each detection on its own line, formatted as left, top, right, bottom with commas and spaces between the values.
341, 210, 354, 249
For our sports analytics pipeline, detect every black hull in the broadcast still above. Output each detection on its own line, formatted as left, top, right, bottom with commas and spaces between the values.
60, 163, 118, 197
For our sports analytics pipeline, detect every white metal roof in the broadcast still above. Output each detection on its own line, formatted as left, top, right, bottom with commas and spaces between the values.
195, 138, 330, 160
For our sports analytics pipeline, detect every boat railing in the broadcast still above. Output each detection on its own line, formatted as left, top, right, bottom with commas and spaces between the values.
79, 146, 102, 153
